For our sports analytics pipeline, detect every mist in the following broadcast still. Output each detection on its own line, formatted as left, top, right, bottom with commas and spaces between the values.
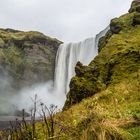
12, 81, 66, 112
0, 76, 66, 115
0, 74, 18, 115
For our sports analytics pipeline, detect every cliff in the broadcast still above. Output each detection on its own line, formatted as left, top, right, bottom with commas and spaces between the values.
0, 28, 62, 88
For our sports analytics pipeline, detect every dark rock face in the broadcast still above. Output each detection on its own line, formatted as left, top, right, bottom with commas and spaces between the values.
75, 62, 86, 77
136, 5, 140, 12
98, 30, 112, 52
98, 18, 122, 53
110, 18, 122, 34
129, 0, 140, 13
0, 28, 62, 89
129, 1, 140, 26
133, 13, 140, 26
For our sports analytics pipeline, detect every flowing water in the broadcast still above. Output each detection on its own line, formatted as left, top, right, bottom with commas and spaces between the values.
54, 38, 97, 95
54, 26, 109, 96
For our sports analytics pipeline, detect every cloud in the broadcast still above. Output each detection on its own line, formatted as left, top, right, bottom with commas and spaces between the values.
0, 0, 133, 42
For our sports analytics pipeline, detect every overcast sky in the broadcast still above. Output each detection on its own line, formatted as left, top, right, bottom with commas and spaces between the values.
0, 0, 132, 42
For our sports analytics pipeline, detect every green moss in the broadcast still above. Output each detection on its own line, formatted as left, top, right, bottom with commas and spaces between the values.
127, 126, 140, 140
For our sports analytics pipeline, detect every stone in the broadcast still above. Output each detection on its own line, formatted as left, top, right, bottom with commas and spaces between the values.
132, 13, 140, 26
110, 18, 122, 34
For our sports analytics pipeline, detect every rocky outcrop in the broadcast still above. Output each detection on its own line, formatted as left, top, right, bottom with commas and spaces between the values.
110, 18, 122, 34
133, 12, 140, 25
98, 30, 112, 52
98, 18, 122, 52
0, 28, 62, 88
129, 0, 140, 13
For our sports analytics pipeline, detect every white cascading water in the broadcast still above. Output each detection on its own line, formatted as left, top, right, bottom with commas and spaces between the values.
54, 38, 97, 95
54, 26, 109, 98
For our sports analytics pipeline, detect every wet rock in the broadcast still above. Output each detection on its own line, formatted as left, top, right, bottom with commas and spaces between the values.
98, 30, 112, 52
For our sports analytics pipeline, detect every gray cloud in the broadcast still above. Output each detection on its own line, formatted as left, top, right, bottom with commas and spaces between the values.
0, 0, 132, 42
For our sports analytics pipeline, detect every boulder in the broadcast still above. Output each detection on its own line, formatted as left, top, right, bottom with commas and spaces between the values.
110, 18, 122, 34
132, 12, 140, 26
129, 0, 140, 13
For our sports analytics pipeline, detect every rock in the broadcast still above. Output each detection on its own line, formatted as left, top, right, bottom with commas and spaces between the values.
129, 0, 140, 13
110, 18, 122, 34
132, 12, 140, 26
98, 30, 112, 52
75, 61, 86, 77
14, 110, 30, 117
136, 6, 140, 12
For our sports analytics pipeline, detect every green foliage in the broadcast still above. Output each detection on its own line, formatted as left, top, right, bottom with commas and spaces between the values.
128, 126, 140, 140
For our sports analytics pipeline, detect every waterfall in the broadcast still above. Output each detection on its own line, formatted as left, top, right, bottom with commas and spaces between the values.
54, 26, 109, 98
54, 38, 97, 95
8, 27, 109, 113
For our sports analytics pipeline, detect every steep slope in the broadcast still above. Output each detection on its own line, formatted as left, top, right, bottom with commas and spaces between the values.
0, 28, 62, 88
